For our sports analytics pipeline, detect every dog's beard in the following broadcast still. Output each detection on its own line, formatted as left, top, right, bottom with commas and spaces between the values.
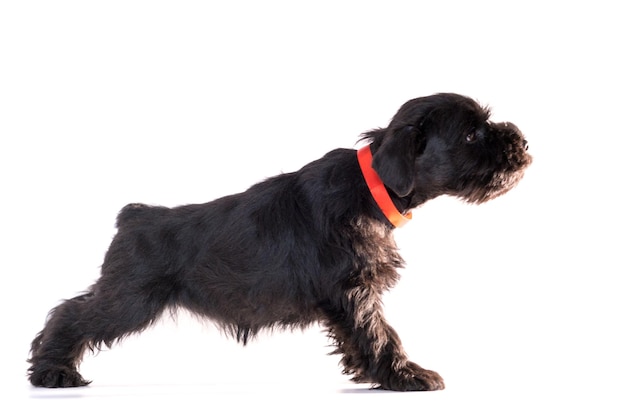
463, 170, 528, 204
455, 154, 531, 204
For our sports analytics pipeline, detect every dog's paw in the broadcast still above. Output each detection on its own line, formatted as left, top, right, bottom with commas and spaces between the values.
29, 366, 91, 388
378, 361, 445, 391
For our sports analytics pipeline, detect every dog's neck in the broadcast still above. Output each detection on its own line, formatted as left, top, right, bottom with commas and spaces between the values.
357, 145, 412, 228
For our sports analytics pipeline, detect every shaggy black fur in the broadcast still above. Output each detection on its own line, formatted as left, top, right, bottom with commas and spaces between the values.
28, 93, 531, 390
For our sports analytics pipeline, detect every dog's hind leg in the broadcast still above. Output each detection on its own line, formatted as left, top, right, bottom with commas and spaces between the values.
28, 292, 96, 387
28, 272, 173, 388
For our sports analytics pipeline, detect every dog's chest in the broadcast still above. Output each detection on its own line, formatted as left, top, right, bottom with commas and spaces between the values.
347, 219, 404, 287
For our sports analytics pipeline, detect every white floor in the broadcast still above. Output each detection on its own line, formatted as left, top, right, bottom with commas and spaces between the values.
3, 1, 626, 416
24, 381, 447, 415
17, 377, 624, 416
8, 320, 626, 416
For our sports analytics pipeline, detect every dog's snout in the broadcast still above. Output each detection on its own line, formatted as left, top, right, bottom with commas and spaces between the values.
500, 121, 522, 136
492, 122, 527, 150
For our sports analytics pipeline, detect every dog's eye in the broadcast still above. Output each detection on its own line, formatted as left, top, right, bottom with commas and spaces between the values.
465, 131, 477, 143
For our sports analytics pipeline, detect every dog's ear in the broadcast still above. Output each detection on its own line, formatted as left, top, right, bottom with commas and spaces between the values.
371, 125, 423, 197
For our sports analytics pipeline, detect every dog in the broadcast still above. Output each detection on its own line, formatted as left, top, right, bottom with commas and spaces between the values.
28, 93, 531, 390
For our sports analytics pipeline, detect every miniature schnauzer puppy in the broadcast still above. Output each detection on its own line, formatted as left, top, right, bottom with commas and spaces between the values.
28, 93, 532, 390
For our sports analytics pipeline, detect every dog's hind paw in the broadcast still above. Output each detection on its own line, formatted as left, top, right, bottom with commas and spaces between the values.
29, 366, 91, 388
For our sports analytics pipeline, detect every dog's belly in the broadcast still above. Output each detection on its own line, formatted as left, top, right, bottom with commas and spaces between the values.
182, 255, 322, 328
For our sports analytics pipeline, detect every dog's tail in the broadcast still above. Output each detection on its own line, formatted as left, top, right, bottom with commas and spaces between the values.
116, 203, 166, 227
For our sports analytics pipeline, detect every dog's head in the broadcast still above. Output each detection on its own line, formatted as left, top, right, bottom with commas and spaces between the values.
361, 93, 532, 205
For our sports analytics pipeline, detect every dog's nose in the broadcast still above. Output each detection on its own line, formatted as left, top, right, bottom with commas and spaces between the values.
522, 139, 529, 151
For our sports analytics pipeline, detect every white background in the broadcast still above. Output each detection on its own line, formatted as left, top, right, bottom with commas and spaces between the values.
1, 1, 624, 415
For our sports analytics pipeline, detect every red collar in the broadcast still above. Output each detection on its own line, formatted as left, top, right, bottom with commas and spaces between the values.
357, 145, 412, 227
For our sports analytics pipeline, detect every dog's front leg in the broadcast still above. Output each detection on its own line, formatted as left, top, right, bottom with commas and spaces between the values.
323, 289, 444, 391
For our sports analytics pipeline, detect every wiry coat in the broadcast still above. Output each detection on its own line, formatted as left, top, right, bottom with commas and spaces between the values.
28, 93, 531, 390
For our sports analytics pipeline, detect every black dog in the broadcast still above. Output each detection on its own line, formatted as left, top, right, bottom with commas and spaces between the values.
28, 93, 532, 390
